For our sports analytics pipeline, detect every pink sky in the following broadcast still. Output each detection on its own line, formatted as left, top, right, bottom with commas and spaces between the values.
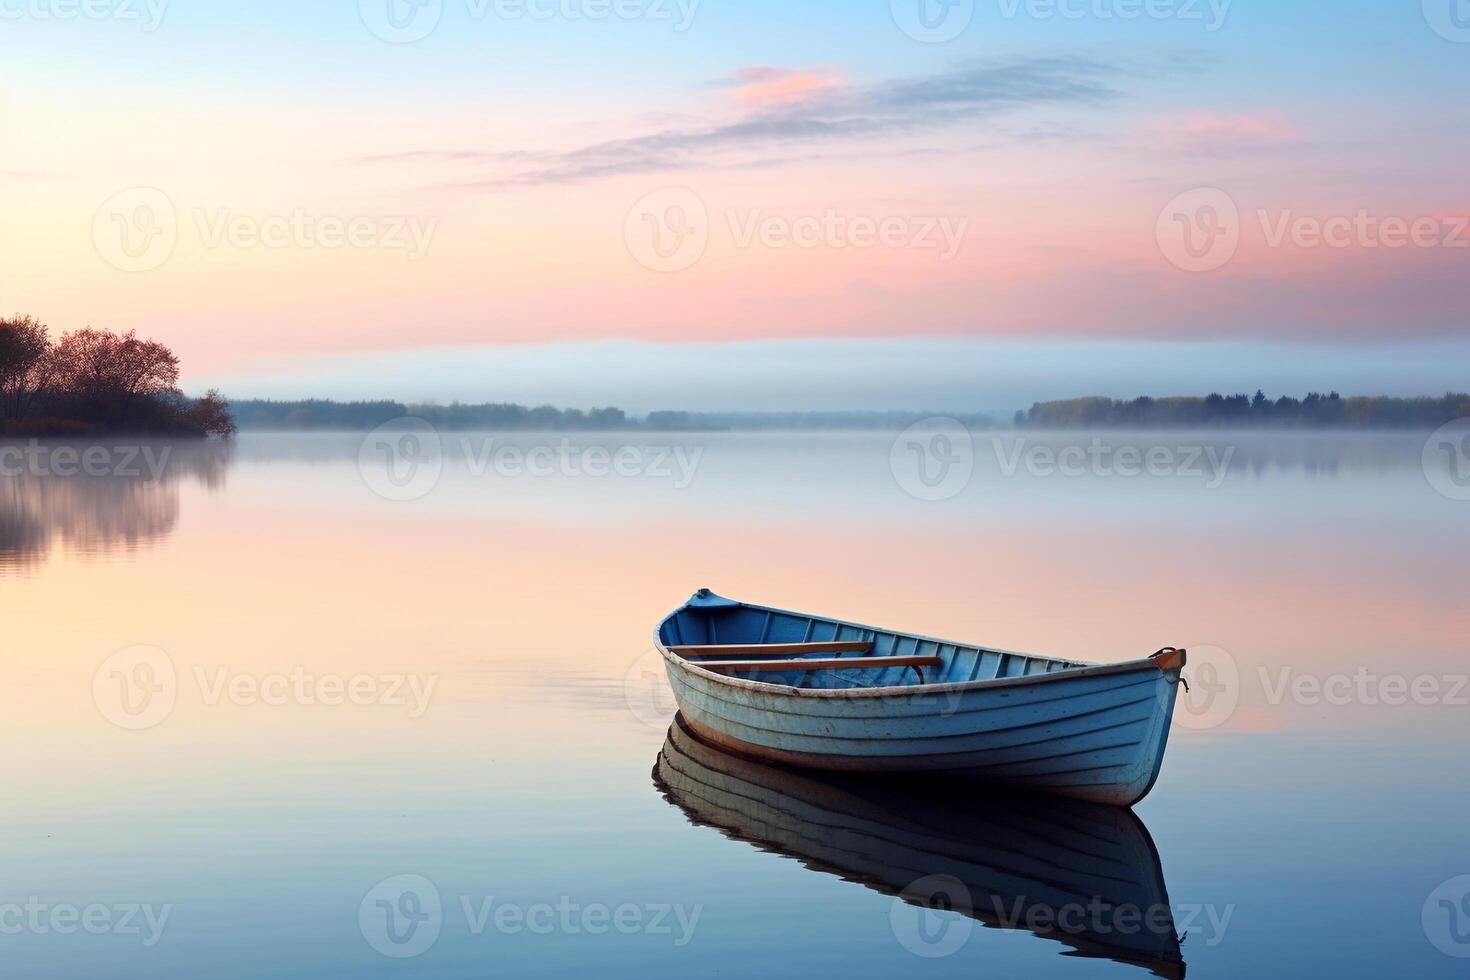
2, 4, 1466, 386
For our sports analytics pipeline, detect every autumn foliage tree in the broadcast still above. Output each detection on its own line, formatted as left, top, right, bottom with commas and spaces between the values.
0, 315, 52, 418
0, 316, 234, 436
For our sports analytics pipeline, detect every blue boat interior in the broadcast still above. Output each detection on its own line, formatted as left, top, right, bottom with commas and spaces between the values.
661, 591, 1087, 690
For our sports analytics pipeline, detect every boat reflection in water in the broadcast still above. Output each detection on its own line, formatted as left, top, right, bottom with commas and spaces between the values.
654, 714, 1186, 978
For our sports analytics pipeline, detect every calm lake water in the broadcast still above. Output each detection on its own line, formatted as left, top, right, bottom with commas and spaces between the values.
4, 429, 1468, 978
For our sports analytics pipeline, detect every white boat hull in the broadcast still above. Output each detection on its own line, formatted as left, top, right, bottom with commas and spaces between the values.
658, 591, 1186, 806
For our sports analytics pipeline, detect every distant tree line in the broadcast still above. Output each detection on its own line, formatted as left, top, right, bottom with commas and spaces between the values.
1018, 392, 1470, 429
232, 404, 1000, 432
647, 410, 997, 431
231, 400, 629, 431
0, 315, 234, 437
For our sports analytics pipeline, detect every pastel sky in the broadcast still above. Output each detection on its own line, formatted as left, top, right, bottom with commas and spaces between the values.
1, 0, 1466, 408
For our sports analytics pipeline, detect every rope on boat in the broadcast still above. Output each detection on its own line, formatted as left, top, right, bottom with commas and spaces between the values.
1154, 647, 1190, 692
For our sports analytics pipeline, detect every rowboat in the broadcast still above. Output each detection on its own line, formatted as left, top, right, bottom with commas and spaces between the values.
654, 715, 1186, 978
656, 590, 1188, 806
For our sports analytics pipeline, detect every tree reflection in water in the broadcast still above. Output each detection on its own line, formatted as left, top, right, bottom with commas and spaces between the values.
0, 440, 231, 572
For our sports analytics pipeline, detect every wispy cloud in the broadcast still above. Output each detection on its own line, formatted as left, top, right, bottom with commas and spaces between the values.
1145, 110, 1303, 155
719, 65, 845, 108
360, 55, 1133, 190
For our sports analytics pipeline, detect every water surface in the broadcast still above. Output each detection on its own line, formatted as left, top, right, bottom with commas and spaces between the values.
4, 431, 1467, 977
